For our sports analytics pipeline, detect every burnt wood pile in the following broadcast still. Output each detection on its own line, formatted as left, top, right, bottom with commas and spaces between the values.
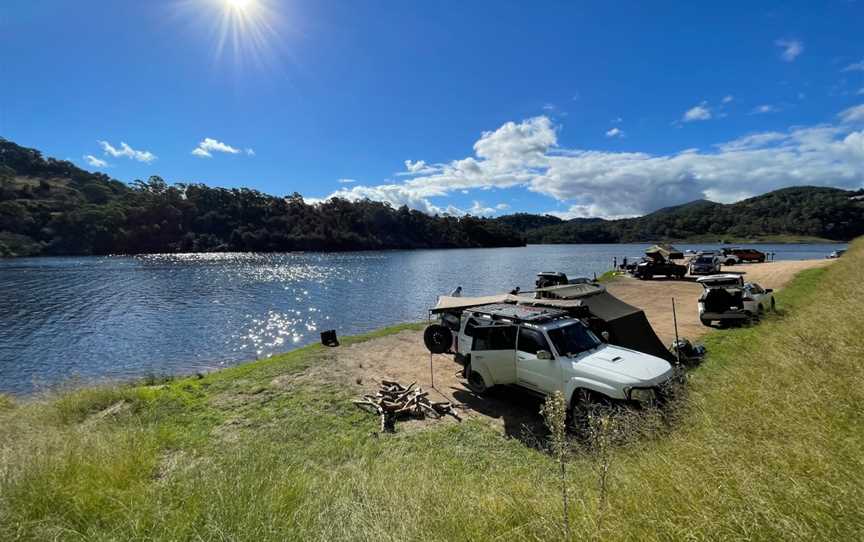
353, 380, 461, 432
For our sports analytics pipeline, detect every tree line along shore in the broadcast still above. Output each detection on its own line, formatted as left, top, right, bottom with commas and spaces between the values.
2, 137, 861, 257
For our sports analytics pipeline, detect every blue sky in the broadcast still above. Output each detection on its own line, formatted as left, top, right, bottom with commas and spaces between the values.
2, 0, 864, 218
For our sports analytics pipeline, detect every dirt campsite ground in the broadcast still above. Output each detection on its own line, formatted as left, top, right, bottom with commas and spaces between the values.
313, 258, 833, 435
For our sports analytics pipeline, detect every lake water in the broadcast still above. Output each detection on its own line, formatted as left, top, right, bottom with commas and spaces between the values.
0, 243, 845, 395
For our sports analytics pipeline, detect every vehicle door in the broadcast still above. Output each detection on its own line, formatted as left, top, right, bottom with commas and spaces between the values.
470, 324, 517, 384
516, 326, 562, 394
745, 283, 766, 310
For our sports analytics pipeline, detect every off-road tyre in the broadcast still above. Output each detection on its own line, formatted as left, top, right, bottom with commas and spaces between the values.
725, 259, 736, 266
700, 318, 712, 327
423, 324, 453, 354
770, 298, 776, 312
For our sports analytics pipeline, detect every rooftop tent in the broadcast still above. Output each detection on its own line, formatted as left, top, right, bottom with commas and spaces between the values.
520, 284, 676, 363
645, 244, 683, 260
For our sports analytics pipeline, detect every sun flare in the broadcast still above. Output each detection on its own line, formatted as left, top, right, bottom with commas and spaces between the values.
226, 0, 254, 12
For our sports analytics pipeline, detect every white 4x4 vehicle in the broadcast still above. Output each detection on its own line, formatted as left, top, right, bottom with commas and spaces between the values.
697, 274, 775, 326
456, 304, 675, 418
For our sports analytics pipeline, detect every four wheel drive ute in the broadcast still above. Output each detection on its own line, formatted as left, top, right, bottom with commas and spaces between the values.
697, 274, 775, 326
633, 258, 686, 280
432, 304, 676, 417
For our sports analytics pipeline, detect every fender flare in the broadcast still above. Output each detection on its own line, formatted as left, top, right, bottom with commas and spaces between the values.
564, 378, 625, 407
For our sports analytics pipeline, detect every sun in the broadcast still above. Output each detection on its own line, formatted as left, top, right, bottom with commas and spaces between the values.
226, 0, 254, 11
174, 0, 293, 74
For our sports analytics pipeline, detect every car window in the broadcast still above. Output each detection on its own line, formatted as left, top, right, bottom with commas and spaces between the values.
547, 323, 601, 357
517, 327, 549, 355
472, 325, 516, 351
464, 318, 479, 337
749, 284, 763, 294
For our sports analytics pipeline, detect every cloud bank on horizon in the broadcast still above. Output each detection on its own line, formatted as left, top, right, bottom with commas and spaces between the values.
324, 104, 864, 219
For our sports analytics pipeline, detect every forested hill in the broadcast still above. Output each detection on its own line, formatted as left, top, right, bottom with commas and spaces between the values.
502, 187, 864, 243
0, 138, 523, 257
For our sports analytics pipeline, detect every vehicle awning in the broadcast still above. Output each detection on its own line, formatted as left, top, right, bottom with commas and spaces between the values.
431, 294, 519, 314
519, 291, 674, 362
533, 282, 606, 299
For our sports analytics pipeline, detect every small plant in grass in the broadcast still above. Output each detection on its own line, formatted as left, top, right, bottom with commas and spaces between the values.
540, 391, 570, 540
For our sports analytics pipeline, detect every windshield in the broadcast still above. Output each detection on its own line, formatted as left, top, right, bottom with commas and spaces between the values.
695, 256, 713, 263
547, 323, 602, 357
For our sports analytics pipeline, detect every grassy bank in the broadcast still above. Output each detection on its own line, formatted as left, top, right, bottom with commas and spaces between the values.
2, 246, 864, 541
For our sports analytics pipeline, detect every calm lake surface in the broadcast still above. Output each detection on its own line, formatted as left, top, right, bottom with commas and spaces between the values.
0, 243, 845, 395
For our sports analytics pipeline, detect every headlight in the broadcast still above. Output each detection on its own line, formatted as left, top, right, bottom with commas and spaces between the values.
629, 388, 656, 403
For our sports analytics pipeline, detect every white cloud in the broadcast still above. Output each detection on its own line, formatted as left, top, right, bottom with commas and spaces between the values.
683, 103, 712, 122
83, 155, 108, 168
337, 178, 356, 184
245, 148, 255, 156
495, 203, 510, 210
98, 140, 156, 163
611, 117, 623, 123
775, 39, 803, 62
751, 104, 781, 114
191, 138, 242, 158
469, 201, 496, 216
842, 59, 864, 72
839, 104, 864, 123
317, 112, 864, 219
605, 127, 624, 138
722, 95, 734, 104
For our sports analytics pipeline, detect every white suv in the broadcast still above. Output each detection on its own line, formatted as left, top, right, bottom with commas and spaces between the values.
456, 304, 676, 417
697, 274, 775, 326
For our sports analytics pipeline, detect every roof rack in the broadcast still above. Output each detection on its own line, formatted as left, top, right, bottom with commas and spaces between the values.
467, 303, 569, 323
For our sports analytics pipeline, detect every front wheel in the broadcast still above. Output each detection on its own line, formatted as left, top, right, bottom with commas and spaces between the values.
725, 259, 736, 266
770, 298, 776, 312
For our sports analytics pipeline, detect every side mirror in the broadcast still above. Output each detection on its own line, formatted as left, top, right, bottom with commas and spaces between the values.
765, 288, 773, 293
537, 350, 553, 360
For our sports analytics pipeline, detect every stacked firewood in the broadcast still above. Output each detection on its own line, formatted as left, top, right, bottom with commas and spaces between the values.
353, 380, 462, 432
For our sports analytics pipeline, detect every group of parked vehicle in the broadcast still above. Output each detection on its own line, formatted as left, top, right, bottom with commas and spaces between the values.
422, 244, 780, 429
625, 245, 769, 280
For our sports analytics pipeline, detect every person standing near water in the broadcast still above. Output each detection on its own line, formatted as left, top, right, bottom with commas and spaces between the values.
450, 286, 463, 297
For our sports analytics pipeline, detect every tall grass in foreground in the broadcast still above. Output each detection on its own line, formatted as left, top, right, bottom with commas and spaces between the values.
2, 246, 864, 540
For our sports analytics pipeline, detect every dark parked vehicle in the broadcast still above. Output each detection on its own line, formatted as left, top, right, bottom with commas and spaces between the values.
633, 258, 686, 280
689, 254, 721, 275
535, 272, 592, 289
720, 247, 766, 265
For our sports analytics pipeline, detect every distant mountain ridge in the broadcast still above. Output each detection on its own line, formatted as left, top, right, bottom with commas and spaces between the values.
498, 187, 863, 243
1, 137, 860, 257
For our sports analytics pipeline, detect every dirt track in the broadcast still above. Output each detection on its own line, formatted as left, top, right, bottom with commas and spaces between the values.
312, 258, 832, 435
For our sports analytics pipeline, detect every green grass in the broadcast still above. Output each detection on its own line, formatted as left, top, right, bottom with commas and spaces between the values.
2, 249, 864, 541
